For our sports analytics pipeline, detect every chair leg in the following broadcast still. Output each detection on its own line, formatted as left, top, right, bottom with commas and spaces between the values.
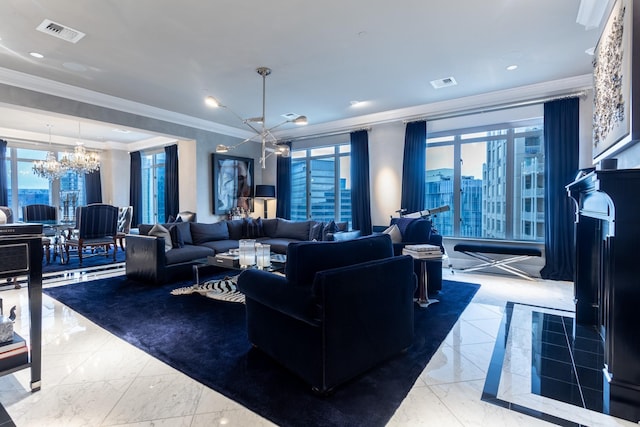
44, 243, 50, 264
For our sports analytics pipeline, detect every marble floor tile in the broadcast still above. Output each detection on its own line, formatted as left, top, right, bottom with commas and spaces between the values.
0, 268, 635, 426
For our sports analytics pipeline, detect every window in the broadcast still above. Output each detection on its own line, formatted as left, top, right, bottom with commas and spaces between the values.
141, 151, 165, 224
425, 120, 544, 242
2, 147, 87, 221
290, 144, 351, 224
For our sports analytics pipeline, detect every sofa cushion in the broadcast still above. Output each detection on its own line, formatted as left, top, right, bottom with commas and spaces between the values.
148, 224, 172, 252
174, 221, 193, 245
168, 224, 184, 248
200, 239, 240, 254
275, 219, 311, 241
309, 221, 324, 241
243, 217, 264, 238
226, 219, 244, 240
262, 218, 278, 237
382, 224, 402, 244
336, 221, 348, 232
190, 222, 229, 245
165, 244, 215, 265
322, 220, 337, 241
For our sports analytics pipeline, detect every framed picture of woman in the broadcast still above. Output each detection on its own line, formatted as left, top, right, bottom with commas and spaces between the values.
212, 154, 254, 215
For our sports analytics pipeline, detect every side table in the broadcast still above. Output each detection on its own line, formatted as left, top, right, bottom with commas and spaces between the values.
403, 251, 443, 308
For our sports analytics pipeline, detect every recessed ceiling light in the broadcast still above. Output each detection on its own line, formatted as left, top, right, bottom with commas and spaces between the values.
350, 100, 362, 107
585, 47, 596, 55
113, 128, 131, 134
30, 52, 44, 59
506, 65, 518, 71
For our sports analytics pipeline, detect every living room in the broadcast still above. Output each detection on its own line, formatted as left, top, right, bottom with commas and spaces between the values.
1, 1, 640, 426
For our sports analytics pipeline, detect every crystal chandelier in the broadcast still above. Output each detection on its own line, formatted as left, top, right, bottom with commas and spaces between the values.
32, 124, 65, 181
205, 67, 306, 168
60, 144, 100, 174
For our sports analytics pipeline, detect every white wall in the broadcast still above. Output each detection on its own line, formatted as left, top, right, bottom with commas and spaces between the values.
101, 148, 130, 207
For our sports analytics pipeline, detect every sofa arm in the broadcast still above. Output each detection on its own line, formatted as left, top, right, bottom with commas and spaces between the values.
125, 234, 166, 284
237, 270, 319, 326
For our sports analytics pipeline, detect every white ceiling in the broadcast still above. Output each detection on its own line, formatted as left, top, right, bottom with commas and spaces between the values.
0, 0, 604, 148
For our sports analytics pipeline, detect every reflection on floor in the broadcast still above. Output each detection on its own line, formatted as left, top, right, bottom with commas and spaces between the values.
0, 266, 636, 426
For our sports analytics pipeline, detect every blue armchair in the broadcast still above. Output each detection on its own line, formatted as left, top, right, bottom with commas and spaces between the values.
390, 217, 444, 295
64, 204, 118, 265
238, 234, 416, 394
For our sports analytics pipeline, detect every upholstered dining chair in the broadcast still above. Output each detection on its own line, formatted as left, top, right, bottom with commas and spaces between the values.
116, 206, 133, 251
22, 204, 57, 263
64, 204, 119, 265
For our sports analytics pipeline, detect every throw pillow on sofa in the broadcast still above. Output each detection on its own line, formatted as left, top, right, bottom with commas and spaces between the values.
242, 217, 264, 238
190, 222, 229, 245
169, 225, 184, 248
274, 219, 311, 241
322, 220, 337, 241
148, 224, 173, 252
309, 221, 324, 241
382, 224, 402, 244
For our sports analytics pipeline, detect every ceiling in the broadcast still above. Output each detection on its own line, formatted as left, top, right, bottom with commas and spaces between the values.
0, 0, 604, 148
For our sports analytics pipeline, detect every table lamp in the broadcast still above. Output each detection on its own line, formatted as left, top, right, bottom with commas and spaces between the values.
254, 185, 276, 218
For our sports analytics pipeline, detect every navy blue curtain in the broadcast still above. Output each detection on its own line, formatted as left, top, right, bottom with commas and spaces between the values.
0, 139, 8, 206
540, 97, 579, 281
350, 130, 372, 235
276, 142, 291, 219
401, 121, 427, 214
129, 151, 143, 228
84, 170, 103, 204
164, 144, 179, 222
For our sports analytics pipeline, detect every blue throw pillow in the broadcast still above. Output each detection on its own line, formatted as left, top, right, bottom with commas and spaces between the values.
169, 224, 184, 248
242, 217, 264, 238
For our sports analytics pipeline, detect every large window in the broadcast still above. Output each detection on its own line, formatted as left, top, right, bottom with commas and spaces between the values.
425, 120, 544, 242
290, 144, 351, 224
141, 151, 165, 224
3, 146, 85, 221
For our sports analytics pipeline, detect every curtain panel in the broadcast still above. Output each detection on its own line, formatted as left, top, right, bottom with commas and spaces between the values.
84, 170, 103, 204
129, 151, 143, 228
276, 142, 292, 219
164, 144, 179, 222
540, 97, 579, 281
350, 130, 372, 235
0, 139, 8, 206
401, 121, 427, 214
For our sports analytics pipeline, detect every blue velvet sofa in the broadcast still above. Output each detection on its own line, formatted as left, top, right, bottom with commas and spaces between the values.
125, 217, 361, 284
237, 234, 416, 394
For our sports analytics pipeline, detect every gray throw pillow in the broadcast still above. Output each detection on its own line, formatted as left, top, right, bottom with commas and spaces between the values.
382, 224, 402, 244
148, 224, 172, 252
322, 220, 337, 241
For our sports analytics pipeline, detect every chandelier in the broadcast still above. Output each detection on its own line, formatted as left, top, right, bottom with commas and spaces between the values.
32, 122, 100, 181
205, 67, 307, 168
32, 124, 65, 181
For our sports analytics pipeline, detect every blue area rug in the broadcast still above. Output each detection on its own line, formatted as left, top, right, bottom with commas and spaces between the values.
42, 249, 125, 274
44, 274, 480, 427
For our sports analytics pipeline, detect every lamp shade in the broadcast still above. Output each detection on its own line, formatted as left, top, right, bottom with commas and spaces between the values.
255, 185, 276, 198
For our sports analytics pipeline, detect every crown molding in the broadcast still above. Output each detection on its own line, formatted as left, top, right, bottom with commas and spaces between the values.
0, 66, 253, 140
275, 74, 594, 140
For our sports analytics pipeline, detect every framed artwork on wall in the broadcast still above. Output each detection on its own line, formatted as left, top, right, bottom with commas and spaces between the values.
211, 154, 254, 215
592, 0, 638, 162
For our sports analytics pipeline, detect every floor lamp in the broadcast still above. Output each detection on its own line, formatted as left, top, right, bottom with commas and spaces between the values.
255, 185, 276, 218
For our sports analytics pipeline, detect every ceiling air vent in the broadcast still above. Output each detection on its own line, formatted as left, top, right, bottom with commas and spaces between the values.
430, 76, 458, 89
36, 19, 86, 44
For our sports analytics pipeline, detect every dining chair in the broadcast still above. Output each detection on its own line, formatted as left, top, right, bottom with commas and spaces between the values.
64, 204, 119, 265
22, 204, 57, 263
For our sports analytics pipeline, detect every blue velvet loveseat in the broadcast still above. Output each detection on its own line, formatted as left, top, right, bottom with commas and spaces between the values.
238, 234, 416, 394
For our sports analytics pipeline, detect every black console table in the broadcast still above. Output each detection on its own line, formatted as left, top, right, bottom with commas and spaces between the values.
0, 223, 43, 392
567, 169, 640, 422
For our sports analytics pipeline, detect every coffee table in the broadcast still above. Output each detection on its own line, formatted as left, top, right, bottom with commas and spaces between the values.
192, 253, 286, 285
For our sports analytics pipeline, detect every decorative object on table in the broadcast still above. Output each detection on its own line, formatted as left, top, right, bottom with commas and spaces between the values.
592, 0, 639, 162
238, 238, 256, 267
0, 302, 14, 343
205, 67, 305, 169
255, 243, 271, 269
212, 154, 254, 215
